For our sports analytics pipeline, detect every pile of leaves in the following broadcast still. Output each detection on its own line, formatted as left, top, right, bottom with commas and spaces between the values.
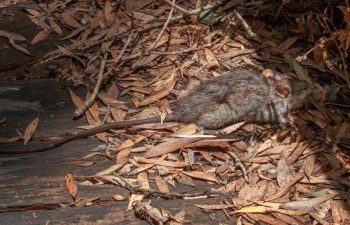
4, 0, 350, 224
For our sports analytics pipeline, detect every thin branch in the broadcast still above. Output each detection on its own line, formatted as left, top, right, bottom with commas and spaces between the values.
74, 53, 108, 118
114, 30, 134, 64
148, 0, 175, 51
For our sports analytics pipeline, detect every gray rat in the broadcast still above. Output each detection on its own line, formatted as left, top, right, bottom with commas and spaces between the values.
0, 69, 318, 154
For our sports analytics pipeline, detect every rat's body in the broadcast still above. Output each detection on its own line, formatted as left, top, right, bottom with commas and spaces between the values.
0, 69, 317, 154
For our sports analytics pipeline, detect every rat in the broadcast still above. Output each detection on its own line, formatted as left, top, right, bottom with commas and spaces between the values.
0, 69, 319, 154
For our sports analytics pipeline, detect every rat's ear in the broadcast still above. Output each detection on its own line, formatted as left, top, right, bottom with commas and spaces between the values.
275, 84, 291, 97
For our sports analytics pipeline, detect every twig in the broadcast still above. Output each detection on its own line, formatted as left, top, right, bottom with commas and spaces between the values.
74, 29, 134, 118
233, 9, 259, 41
274, 0, 289, 21
148, 0, 175, 51
74, 53, 108, 118
164, 0, 217, 15
226, 149, 249, 181
113, 30, 134, 64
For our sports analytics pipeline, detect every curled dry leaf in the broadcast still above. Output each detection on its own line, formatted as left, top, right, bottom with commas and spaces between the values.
65, 173, 78, 199
23, 116, 39, 145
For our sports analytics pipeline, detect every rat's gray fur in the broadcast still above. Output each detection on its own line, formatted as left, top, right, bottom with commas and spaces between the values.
171, 69, 316, 129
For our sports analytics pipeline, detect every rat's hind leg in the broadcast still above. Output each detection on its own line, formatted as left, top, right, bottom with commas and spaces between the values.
196, 104, 233, 129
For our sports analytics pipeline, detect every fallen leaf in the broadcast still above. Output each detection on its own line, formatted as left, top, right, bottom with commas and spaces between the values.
127, 194, 144, 211
144, 138, 200, 158
204, 48, 219, 70
138, 79, 176, 107
104, 0, 115, 22
23, 116, 39, 145
31, 29, 52, 44
65, 173, 78, 199
62, 13, 81, 28
181, 171, 218, 183
155, 176, 169, 193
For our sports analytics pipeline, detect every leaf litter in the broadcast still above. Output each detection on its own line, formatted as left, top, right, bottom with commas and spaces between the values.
3, 0, 350, 224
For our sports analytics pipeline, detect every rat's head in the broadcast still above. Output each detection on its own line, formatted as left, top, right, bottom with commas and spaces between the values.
276, 78, 322, 112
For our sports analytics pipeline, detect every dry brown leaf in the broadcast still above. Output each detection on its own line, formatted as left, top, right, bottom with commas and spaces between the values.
104, 0, 115, 22
8, 39, 31, 55
155, 176, 169, 193
204, 48, 219, 70
277, 36, 299, 53
287, 143, 308, 165
62, 13, 81, 28
127, 194, 144, 211
181, 171, 218, 183
138, 79, 176, 107
75, 161, 95, 167
280, 193, 337, 211
118, 135, 146, 151
129, 164, 154, 176
248, 214, 288, 225
304, 154, 316, 178
137, 171, 150, 189
331, 200, 342, 224
135, 156, 188, 168
31, 29, 52, 44
144, 138, 200, 158
185, 139, 231, 148
65, 173, 78, 199
95, 164, 125, 176
200, 151, 213, 164
69, 88, 84, 108
0, 30, 26, 41
0, 136, 22, 143
175, 173, 195, 187
23, 116, 39, 145
86, 92, 100, 121
24, 8, 41, 17
277, 151, 289, 187
257, 143, 297, 157
152, 34, 169, 49
116, 148, 131, 165
112, 195, 127, 201
132, 11, 156, 22
48, 18, 62, 35
195, 204, 234, 210
265, 174, 304, 201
